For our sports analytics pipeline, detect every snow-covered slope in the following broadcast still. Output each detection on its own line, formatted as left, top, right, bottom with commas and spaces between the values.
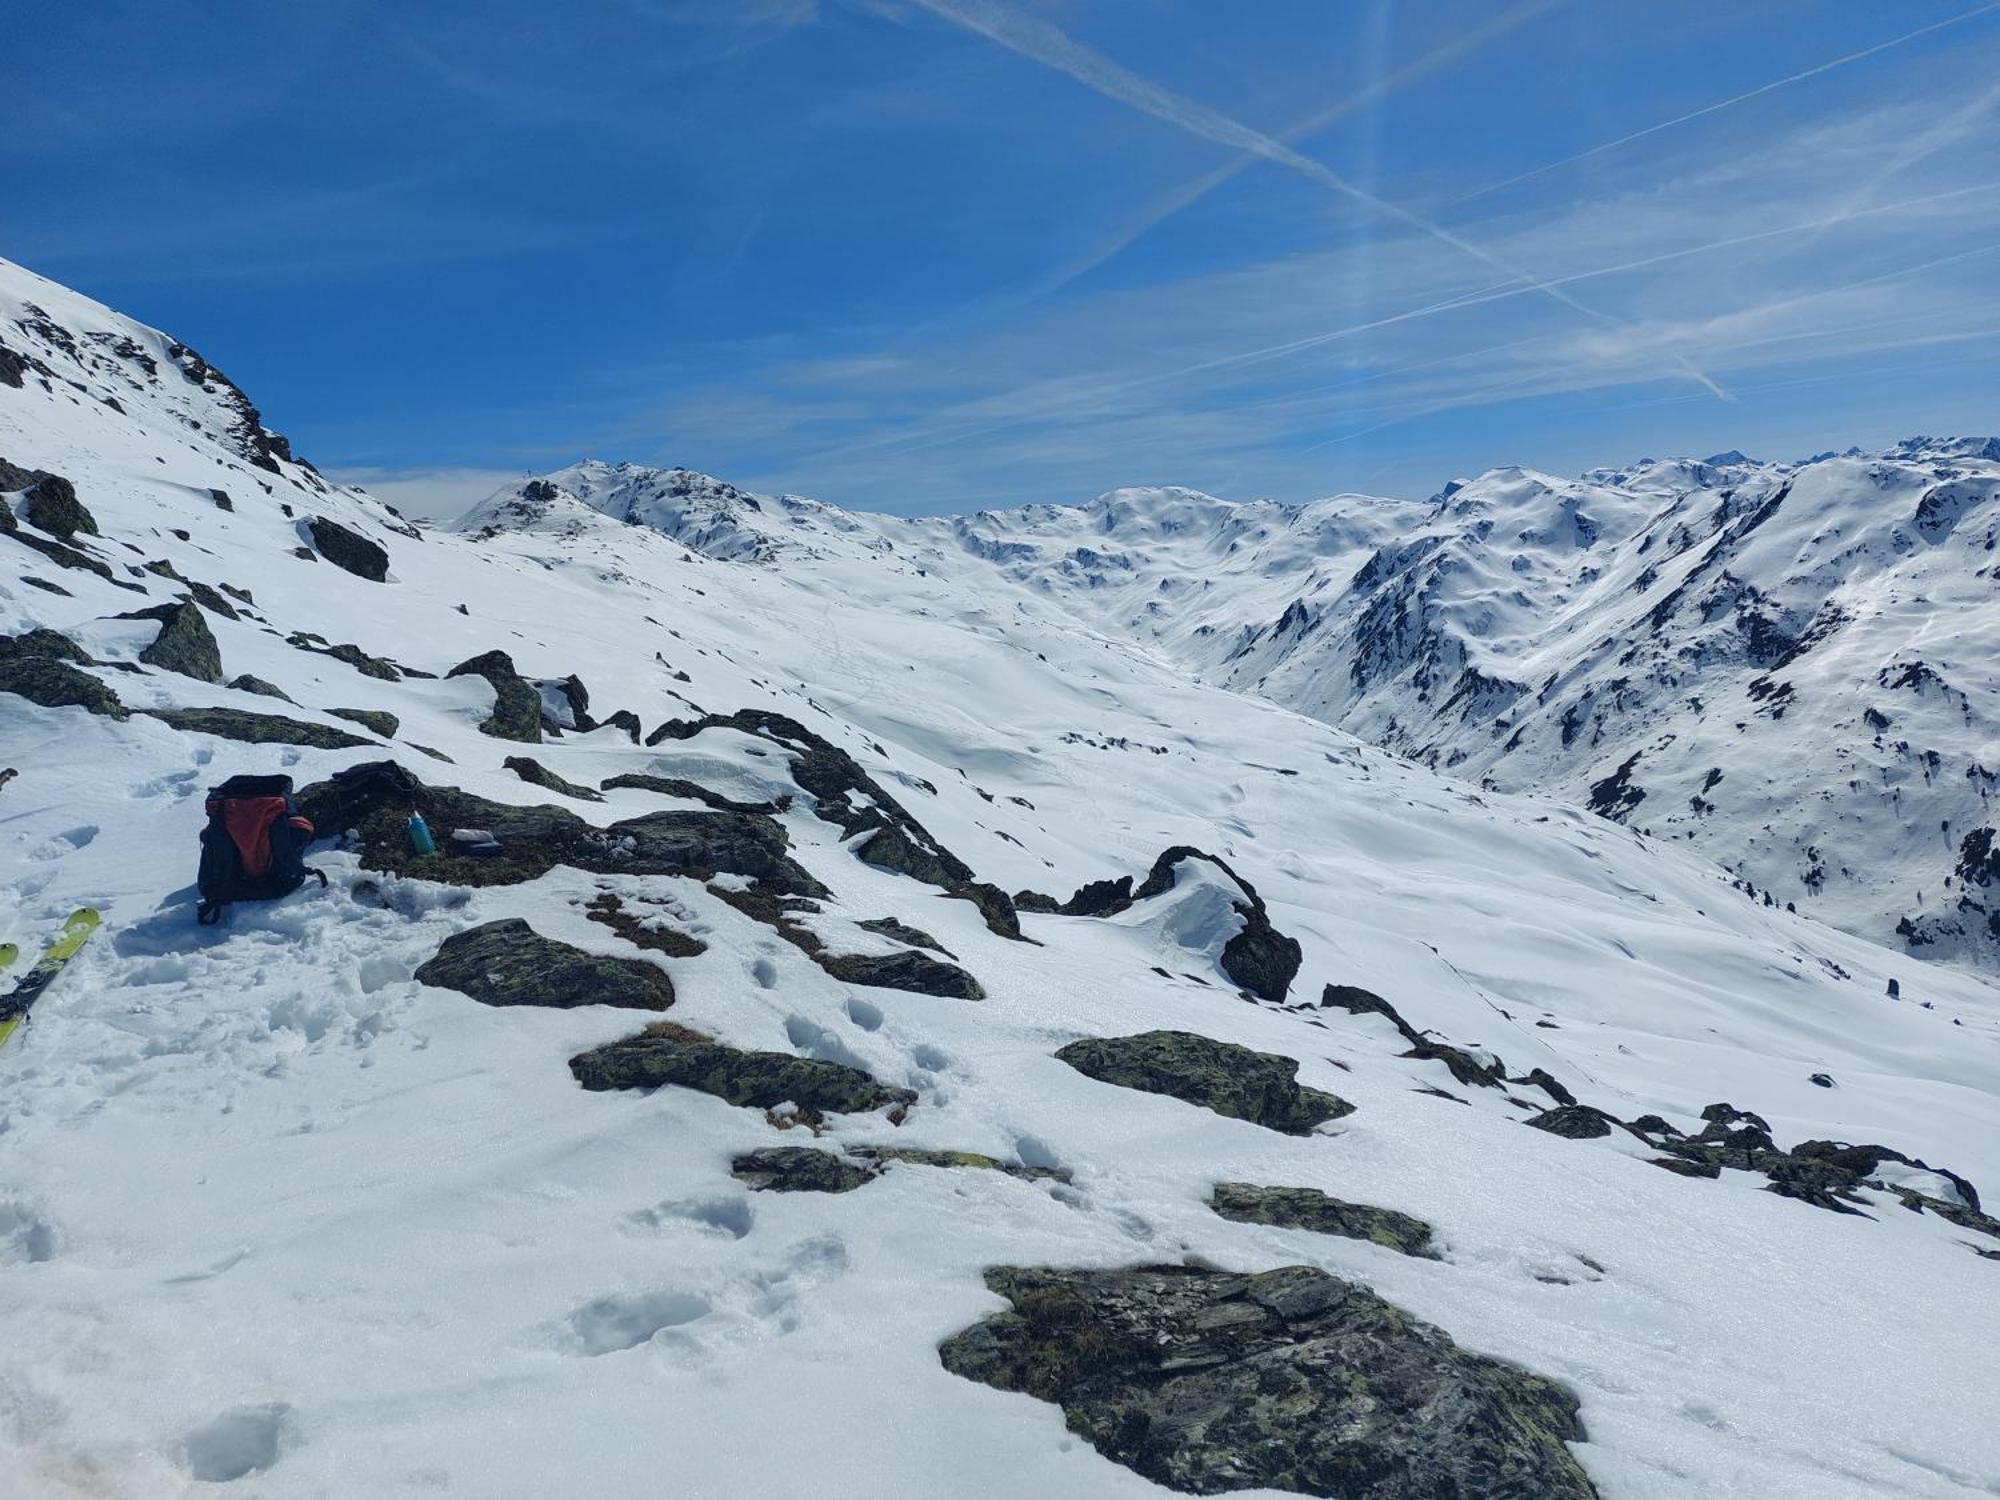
5, 257, 2000, 1498
476, 443, 2000, 970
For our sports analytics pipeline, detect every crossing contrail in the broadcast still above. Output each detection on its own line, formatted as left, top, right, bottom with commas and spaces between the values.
1455, 0, 2000, 203
904, 0, 1732, 400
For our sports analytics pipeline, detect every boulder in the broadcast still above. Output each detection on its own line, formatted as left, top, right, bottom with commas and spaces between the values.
569, 1021, 915, 1121
0, 628, 87, 664
0, 657, 127, 718
1056, 1030, 1352, 1135
120, 601, 222, 683
939, 1264, 1598, 1499
1525, 1105, 1625, 1141
600, 772, 786, 815
447, 650, 542, 742
20, 473, 97, 539
814, 948, 984, 1000
1209, 1182, 1437, 1258
415, 918, 672, 1011
305, 516, 389, 581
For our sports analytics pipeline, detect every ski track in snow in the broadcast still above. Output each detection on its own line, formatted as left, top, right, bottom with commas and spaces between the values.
1, 257, 1999, 1496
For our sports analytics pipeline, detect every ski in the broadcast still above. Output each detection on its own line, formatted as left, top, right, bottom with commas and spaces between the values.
0, 909, 101, 1049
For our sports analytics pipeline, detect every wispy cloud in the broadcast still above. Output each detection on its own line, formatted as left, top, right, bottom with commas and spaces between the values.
1455, 0, 2000, 204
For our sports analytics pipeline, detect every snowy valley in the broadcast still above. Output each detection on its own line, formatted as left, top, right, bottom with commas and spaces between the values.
3, 255, 1999, 1499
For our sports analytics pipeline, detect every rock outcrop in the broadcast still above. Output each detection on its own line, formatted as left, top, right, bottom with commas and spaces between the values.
1209, 1182, 1438, 1259
414, 918, 674, 1011
939, 1264, 1597, 1498
569, 1021, 915, 1122
1056, 1030, 1352, 1135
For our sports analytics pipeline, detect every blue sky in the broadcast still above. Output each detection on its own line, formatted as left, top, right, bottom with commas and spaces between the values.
8, 0, 2000, 517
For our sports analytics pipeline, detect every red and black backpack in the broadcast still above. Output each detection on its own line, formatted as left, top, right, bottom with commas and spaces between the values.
196, 774, 326, 925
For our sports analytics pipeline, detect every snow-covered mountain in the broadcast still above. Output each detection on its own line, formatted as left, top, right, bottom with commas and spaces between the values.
5, 256, 2000, 1498
470, 443, 2000, 971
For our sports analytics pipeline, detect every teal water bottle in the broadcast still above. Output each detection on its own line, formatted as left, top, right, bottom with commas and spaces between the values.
407, 811, 437, 856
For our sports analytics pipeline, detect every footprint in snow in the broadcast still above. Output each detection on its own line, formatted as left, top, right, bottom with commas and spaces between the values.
564, 1289, 713, 1356
183, 1403, 293, 1483
624, 1195, 754, 1241
0, 1200, 60, 1263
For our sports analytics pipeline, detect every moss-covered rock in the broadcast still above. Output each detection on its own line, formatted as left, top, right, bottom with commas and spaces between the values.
226, 674, 294, 702
0, 657, 127, 718
288, 634, 402, 681
814, 948, 985, 1000
599, 772, 785, 815
447, 649, 542, 743
306, 515, 389, 581
21, 474, 97, 539
1056, 1030, 1352, 1135
120, 600, 222, 683
854, 916, 953, 955
1209, 1182, 1437, 1258
569, 1021, 915, 1120
851, 1145, 1068, 1183
504, 755, 604, 801
144, 707, 371, 749
328, 708, 398, 739
415, 918, 672, 1011
939, 1264, 1598, 1499
731, 1147, 879, 1193
1526, 1105, 1626, 1140
0, 628, 87, 664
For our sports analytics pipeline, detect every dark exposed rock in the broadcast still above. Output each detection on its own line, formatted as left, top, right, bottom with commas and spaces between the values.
305, 515, 389, 581
648, 709, 1018, 933
288, 634, 402, 681
814, 948, 985, 1000
731, 1143, 1067, 1194
1525, 1105, 1626, 1140
1056, 875, 1135, 917
0, 628, 86, 664
569, 1020, 915, 1120
119, 601, 222, 682
209, 487, 234, 512
415, 918, 672, 1011
855, 916, 953, 955
941, 879, 1025, 941
1321, 981, 1510, 1089
546, 673, 594, 732
328, 708, 398, 739
939, 1264, 1597, 1499
226, 674, 294, 702
1056, 1030, 1352, 1135
599, 772, 785, 814
1011, 889, 1061, 914
849, 1145, 1069, 1182
144, 707, 372, 749
293, 761, 823, 895
1651, 1156, 1721, 1179
447, 650, 542, 742
1515, 1068, 1577, 1106
3, 524, 123, 584
0, 656, 127, 718
731, 1146, 877, 1193
1209, 1182, 1438, 1259
20, 473, 97, 539
598, 708, 643, 743
584, 891, 708, 957
504, 755, 605, 802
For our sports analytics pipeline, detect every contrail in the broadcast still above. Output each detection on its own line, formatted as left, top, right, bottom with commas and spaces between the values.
1024, 0, 1567, 304
1456, 0, 2000, 204
905, 0, 1731, 400
1809, 76, 2000, 244
802, 179, 2000, 466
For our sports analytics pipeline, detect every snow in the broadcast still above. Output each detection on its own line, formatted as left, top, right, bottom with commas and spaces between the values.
2, 256, 2000, 1497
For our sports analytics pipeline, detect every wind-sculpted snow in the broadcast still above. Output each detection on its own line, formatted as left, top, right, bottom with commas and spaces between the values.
4, 256, 2000, 1497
